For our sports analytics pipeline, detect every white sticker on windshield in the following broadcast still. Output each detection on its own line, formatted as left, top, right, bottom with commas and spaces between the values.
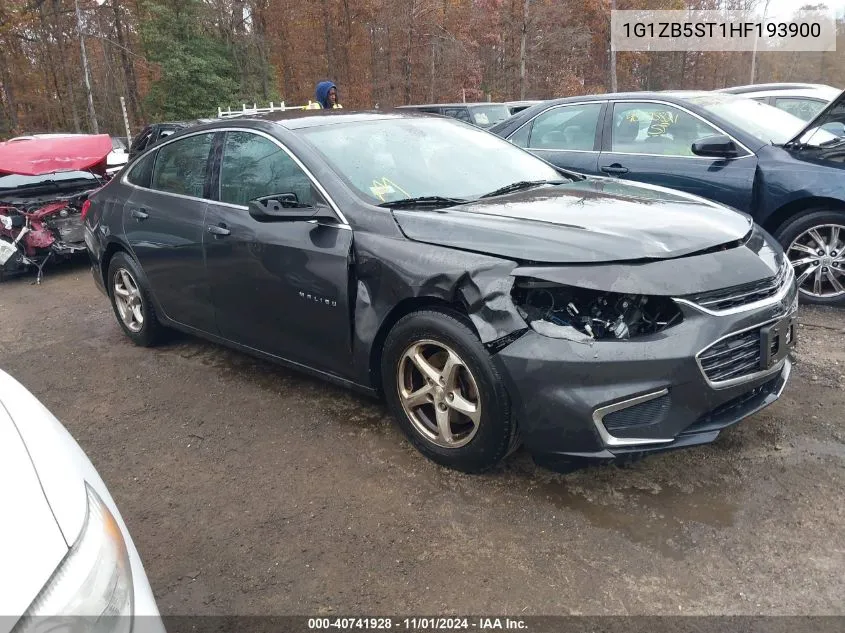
474, 113, 490, 125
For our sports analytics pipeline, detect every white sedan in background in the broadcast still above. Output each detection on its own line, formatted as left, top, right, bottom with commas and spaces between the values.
0, 369, 164, 633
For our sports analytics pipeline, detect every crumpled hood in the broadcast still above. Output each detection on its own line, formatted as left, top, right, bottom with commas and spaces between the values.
392, 178, 752, 264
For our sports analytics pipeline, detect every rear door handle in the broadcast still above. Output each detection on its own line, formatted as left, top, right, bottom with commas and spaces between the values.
130, 208, 149, 220
600, 164, 629, 175
207, 223, 231, 237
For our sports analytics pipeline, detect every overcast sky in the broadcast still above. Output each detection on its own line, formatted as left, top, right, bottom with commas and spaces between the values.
761, 0, 845, 19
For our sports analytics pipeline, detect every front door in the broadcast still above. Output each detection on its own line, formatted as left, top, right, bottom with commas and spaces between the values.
122, 132, 217, 332
204, 130, 354, 375
598, 101, 757, 212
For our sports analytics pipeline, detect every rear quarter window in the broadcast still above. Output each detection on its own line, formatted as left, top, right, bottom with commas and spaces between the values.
126, 152, 155, 188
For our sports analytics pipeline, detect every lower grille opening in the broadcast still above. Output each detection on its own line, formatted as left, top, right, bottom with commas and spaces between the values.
603, 394, 671, 433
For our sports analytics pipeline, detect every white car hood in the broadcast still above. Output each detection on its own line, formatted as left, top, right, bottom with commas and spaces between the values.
0, 399, 68, 621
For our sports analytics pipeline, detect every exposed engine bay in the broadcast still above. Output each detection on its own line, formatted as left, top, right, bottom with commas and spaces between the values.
0, 191, 91, 283
512, 278, 683, 341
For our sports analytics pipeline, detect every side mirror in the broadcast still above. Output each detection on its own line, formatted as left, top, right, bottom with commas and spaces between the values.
248, 194, 318, 222
691, 134, 740, 158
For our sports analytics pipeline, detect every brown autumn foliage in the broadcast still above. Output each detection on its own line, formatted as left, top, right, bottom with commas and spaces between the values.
0, 0, 842, 139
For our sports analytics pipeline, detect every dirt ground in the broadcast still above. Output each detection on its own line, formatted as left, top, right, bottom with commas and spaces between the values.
1, 261, 844, 616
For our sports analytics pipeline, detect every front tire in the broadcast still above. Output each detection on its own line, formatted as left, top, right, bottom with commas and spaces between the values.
381, 309, 519, 473
775, 208, 845, 306
107, 251, 163, 346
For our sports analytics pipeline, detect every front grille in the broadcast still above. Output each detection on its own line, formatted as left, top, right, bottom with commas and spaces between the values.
699, 328, 762, 383
682, 261, 791, 312
603, 394, 671, 432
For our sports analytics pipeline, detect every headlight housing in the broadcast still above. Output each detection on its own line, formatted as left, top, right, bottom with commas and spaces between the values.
512, 278, 683, 341
13, 483, 134, 633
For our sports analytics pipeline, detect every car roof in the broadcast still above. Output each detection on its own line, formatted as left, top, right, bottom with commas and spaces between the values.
395, 102, 508, 108
243, 109, 439, 130
718, 83, 836, 94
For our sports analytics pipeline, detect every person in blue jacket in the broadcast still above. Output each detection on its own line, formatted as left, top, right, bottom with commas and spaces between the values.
309, 81, 343, 109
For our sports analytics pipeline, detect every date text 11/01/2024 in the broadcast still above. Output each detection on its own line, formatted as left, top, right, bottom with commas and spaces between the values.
621, 21, 822, 39
307, 618, 528, 630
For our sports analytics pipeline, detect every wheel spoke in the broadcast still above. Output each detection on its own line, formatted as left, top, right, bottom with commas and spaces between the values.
401, 384, 434, 409
809, 228, 827, 251
410, 347, 442, 385
119, 269, 133, 291
831, 226, 841, 251
788, 242, 817, 256
826, 269, 845, 293
447, 392, 480, 425
113, 283, 130, 297
797, 264, 819, 288
435, 405, 454, 444
814, 266, 824, 295
440, 351, 462, 390
132, 304, 144, 324
790, 257, 817, 268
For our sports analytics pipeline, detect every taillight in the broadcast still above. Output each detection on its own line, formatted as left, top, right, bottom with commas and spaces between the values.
81, 199, 92, 221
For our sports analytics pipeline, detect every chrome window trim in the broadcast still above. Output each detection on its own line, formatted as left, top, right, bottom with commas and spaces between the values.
673, 263, 795, 317
505, 100, 608, 147
608, 99, 755, 158
694, 312, 796, 390
532, 148, 600, 154
592, 388, 674, 447
121, 127, 350, 227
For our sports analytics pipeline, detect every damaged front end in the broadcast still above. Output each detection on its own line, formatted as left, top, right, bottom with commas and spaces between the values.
511, 278, 684, 343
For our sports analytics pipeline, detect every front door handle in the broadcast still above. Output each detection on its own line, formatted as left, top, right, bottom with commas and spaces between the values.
600, 164, 629, 175
130, 208, 149, 220
207, 223, 231, 237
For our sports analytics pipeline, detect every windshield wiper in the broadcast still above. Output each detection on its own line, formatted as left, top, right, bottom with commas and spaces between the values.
378, 196, 469, 209
818, 136, 845, 148
479, 179, 567, 199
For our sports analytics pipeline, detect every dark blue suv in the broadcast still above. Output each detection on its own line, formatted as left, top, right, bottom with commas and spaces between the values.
491, 90, 845, 305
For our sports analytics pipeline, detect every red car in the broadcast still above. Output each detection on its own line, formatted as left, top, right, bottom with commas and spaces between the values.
0, 135, 111, 283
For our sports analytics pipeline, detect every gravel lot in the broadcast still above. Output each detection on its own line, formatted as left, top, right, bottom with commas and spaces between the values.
1, 261, 844, 616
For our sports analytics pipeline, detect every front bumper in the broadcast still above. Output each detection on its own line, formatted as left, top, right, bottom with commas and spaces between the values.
494, 286, 797, 465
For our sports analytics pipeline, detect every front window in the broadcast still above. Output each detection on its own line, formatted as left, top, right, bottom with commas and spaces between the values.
611, 102, 718, 156
467, 105, 511, 128
219, 131, 318, 206
295, 117, 564, 204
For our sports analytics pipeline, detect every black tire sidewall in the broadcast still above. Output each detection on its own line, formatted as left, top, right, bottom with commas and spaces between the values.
107, 252, 161, 346
775, 208, 845, 306
381, 309, 514, 473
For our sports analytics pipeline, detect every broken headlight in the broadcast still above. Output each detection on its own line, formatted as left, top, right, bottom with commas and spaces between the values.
512, 278, 683, 341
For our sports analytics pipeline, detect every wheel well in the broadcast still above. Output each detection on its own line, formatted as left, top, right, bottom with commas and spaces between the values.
100, 242, 128, 288
367, 296, 474, 397
762, 197, 845, 238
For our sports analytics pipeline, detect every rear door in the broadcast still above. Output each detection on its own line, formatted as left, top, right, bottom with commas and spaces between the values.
597, 100, 758, 211
507, 102, 604, 174
122, 131, 217, 332
204, 130, 354, 374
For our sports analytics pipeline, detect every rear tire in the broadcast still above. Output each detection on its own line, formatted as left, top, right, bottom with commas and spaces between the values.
107, 252, 163, 346
775, 208, 845, 306
381, 309, 519, 473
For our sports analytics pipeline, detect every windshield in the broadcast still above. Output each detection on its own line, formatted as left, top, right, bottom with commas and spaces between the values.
0, 170, 96, 191
684, 94, 836, 146
468, 105, 512, 128
795, 97, 845, 148
296, 117, 565, 204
